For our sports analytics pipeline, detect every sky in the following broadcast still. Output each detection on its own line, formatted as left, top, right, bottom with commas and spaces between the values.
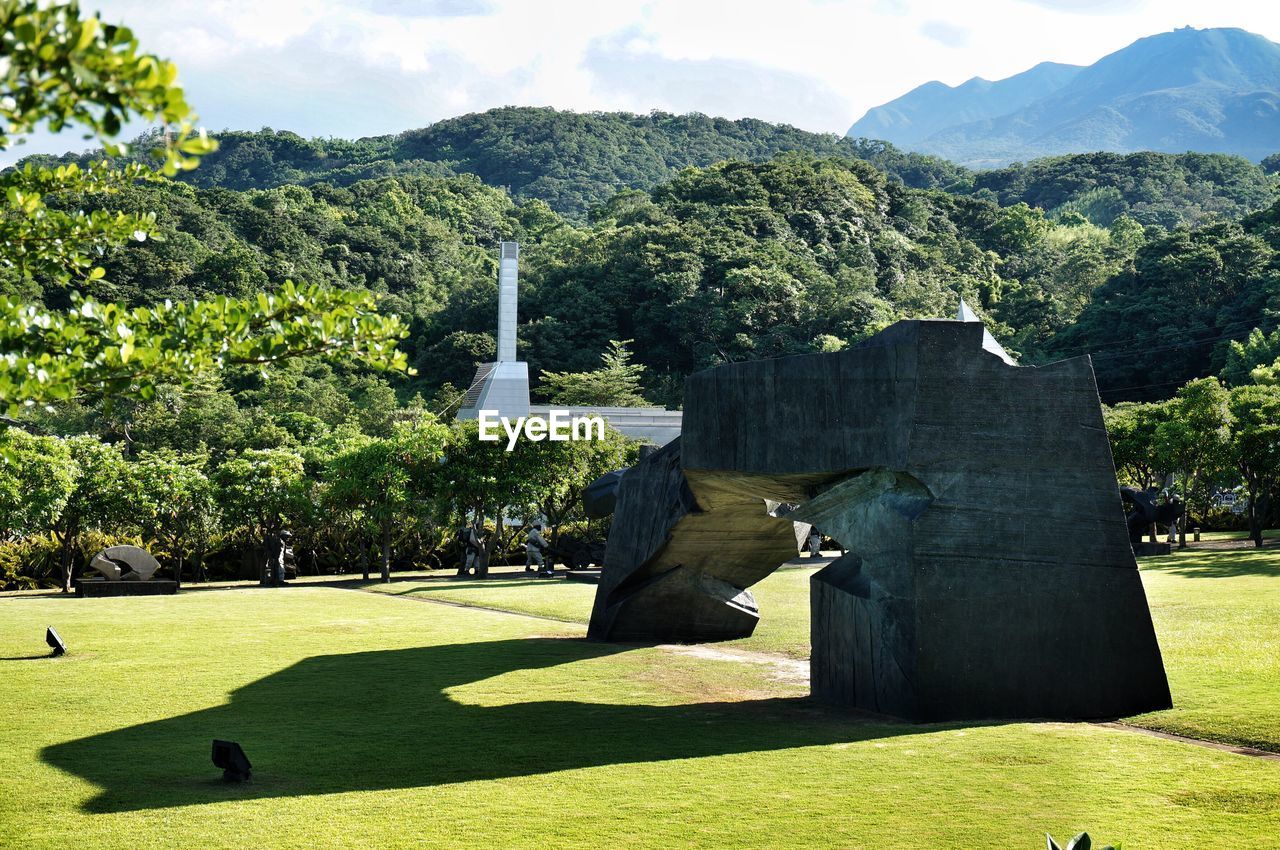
6, 0, 1280, 163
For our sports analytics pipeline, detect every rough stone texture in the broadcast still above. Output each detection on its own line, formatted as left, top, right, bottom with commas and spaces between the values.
589, 318, 1171, 721
89, 545, 160, 582
588, 439, 809, 643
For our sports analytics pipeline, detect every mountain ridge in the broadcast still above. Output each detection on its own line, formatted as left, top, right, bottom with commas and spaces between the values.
848, 27, 1280, 167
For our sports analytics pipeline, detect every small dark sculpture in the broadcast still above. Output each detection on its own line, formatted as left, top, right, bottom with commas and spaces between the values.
583, 469, 627, 519
457, 523, 487, 578
261, 530, 293, 587
1120, 487, 1184, 544
549, 534, 608, 570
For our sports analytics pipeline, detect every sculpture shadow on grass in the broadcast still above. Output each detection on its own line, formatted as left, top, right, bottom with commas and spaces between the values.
1143, 550, 1280, 579
43, 637, 938, 814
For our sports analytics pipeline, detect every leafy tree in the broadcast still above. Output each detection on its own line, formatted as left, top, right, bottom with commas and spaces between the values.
51, 435, 132, 592
213, 447, 306, 575
1227, 384, 1280, 547
1103, 401, 1169, 490
132, 451, 219, 583
1224, 327, 1280, 386
434, 420, 547, 562
1, 281, 411, 412
1, 0, 215, 288
0, 428, 76, 537
526, 427, 638, 542
325, 419, 449, 582
539, 340, 651, 407
0, 1, 413, 422
1154, 378, 1232, 547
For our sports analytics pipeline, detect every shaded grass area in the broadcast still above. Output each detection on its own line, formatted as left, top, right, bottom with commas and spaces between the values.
3, 587, 1280, 848
367, 548, 1280, 752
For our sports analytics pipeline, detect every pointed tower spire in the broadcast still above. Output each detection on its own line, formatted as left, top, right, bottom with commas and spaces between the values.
956, 298, 1016, 365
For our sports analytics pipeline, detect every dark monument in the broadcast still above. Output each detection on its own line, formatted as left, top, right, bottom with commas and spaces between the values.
1120, 487, 1183, 556
261, 530, 293, 587
76, 545, 177, 597
589, 317, 1171, 722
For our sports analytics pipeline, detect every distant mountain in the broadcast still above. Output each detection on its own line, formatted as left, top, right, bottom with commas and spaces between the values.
849, 27, 1280, 168
849, 61, 1082, 148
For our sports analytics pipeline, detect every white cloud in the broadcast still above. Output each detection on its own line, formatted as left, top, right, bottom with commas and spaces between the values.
2, 0, 1278, 165
919, 20, 970, 48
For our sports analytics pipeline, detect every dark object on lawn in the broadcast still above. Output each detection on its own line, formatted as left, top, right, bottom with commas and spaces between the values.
590, 317, 1171, 723
46, 626, 66, 656
550, 534, 607, 570
1119, 487, 1184, 545
212, 740, 252, 782
262, 530, 293, 586
582, 469, 626, 518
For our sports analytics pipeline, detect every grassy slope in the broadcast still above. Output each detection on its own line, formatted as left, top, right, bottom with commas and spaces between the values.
369, 547, 1280, 752
2, 586, 1280, 848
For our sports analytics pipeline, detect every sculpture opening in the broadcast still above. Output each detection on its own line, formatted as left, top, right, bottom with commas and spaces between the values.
588, 317, 1172, 722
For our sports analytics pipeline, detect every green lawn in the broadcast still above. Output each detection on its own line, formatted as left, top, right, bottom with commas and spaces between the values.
361, 563, 819, 658
367, 547, 1280, 753
1130, 547, 1280, 752
2, 550, 1279, 848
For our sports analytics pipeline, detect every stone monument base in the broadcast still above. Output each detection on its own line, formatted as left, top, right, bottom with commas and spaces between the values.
76, 579, 178, 598
1132, 542, 1172, 557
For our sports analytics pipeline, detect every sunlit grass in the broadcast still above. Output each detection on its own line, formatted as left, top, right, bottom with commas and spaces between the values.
369, 546, 1280, 752
3, 585, 1280, 848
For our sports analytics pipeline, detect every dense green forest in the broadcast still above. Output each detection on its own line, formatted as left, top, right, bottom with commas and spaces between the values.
961, 151, 1278, 228
12, 107, 1280, 406
32, 108, 965, 219
9, 103, 1280, 587
16, 108, 1280, 405
34, 108, 1277, 229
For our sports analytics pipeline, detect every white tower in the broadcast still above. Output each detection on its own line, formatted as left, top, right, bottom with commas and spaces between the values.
456, 242, 531, 420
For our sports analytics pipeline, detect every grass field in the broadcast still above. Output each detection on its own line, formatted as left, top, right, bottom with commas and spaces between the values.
365, 546, 1280, 754
2, 547, 1279, 848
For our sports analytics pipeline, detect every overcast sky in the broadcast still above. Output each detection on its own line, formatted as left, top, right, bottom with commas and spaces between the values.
6, 0, 1280, 163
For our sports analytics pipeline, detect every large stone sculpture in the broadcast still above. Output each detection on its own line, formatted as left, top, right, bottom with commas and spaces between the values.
589, 317, 1172, 722
89, 545, 161, 582
79, 545, 176, 597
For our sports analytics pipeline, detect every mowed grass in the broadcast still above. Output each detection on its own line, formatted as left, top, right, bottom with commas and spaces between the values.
362, 562, 820, 658
369, 547, 1280, 753
1130, 546, 1280, 751
4, 581, 1280, 848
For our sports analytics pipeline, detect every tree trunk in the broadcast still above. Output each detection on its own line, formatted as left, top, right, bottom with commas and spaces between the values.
360, 537, 370, 582
175, 553, 184, 589
57, 525, 77, 594
1178, 474, 1191, 549
1245, 479, 1259, 547
381, 517, 391, 583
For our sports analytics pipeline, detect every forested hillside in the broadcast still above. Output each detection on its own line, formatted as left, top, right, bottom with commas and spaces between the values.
959, 152, 1277, 228
1048, 202, 1280, 400
34, 108, 1275, 231
32, 108, 965, 218
14, 107, 1280, 410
